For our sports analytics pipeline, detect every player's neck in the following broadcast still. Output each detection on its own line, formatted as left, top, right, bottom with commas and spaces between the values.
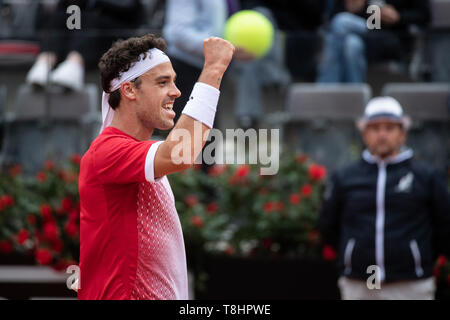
110, 111, 153, 141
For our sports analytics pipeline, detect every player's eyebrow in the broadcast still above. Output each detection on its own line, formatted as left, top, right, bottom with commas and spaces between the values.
155, 73, 177, 82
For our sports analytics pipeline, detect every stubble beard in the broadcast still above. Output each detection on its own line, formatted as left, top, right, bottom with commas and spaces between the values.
137, 109, 173, 132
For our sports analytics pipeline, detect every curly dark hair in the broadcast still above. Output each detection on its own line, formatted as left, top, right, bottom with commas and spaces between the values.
98, 33, 167, 109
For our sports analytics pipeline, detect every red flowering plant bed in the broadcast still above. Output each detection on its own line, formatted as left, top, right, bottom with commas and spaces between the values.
0, 155, 81, 271
168, 152, 330, 261
0, 164, 36, 261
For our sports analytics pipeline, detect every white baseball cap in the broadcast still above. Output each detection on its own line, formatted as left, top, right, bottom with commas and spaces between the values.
357, 96, 411, 130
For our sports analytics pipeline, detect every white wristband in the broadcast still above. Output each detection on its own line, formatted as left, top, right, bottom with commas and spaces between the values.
181, 82, 220, 128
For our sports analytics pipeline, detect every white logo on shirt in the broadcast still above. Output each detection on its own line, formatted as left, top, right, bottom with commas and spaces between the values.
395, 172, 414, 193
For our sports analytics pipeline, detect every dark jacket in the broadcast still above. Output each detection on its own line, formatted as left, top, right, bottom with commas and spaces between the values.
319, 149, 450, 283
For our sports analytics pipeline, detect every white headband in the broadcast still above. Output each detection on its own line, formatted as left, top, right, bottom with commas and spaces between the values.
100, 48, 170, 133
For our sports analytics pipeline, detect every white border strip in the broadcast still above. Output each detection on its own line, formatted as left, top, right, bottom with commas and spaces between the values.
145, 141, 164, 183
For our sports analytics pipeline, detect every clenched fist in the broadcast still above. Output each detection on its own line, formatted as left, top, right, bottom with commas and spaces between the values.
203, 37, 235, 74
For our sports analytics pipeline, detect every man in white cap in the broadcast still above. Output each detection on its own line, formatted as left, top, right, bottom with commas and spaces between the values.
77, 33, 234, 299
319, 96, 450, 299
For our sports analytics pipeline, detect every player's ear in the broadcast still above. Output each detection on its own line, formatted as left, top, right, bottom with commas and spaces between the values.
120, 81, 137, 101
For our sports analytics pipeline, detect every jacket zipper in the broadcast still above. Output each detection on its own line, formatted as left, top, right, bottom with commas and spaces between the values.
375, 162, 386, 282
344, 238, 355, 275
409, 239, 424, 277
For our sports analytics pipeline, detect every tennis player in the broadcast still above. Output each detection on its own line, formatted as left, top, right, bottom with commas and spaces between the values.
77, 33, 234, 300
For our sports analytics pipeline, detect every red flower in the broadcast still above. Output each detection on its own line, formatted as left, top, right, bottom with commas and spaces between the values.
35, 231, 44, 244
289, 193, 301, 205
60, 197, 72, 212
71, 154, 82, 165
36, 171, 47, 182
69, 209, 80, 222
208, 164, 227, 177
35, 248, 52, 265
433, 266, 441, 278
17, 229, 29, 245
225, 245, 235, 256
206, 202, 219, 215
185, 195, 199, 208
262, 238, 273, 250
235, 165, 250, 178
0, 240, 13, 254
296, 154, 308, 164
9, 164, 21, 177
58, 170, 77, 183
308, 164, 327, 181
65, 222, 79, 238
27, 214, 36, 225
40, 204, 52, 221
1, 195, 14, 207
300, 184, 313, 197
51, 239, 64, 253
43, 222, 59, 242
307, 230, 320, 244
229, 165, 251, 185
193, 163, 202, 171
275, 202, 284, 212
44, 160, 55, 171
437, 255, 447, 267
190, 215, 204, 228
263, 201, 283, 213
263, 201, 275, 213
322, 245, 337, 261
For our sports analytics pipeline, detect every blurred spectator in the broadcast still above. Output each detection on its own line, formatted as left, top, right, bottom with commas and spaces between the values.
318, 96, 450, 299
26, 0, 144, 91
317, 0, 430, 83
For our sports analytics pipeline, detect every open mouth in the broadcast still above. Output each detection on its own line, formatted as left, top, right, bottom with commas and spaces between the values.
162, 103, 173, 111
162, 103, 176, 119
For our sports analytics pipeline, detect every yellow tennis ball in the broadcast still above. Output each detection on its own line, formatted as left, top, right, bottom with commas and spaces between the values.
224, 10, 274, 58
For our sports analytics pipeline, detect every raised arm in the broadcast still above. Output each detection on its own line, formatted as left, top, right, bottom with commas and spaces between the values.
154, 37, 235, 178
